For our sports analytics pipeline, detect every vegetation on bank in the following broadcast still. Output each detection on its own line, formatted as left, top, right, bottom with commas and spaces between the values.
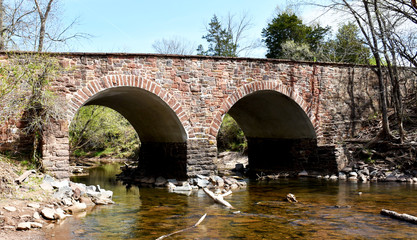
69, 106, 140, 159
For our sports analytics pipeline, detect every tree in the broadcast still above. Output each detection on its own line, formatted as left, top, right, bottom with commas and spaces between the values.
308, 0, 417, 141
0, 0, 87, 52
319, 22, 370, 64
262, 10, 330, 59
0, 53, 66, 165
198, 15, 236, 57
198, 13, 257, 57
152, 36, 195, 55
69, 105, 140, 159
281, 40, 315, 61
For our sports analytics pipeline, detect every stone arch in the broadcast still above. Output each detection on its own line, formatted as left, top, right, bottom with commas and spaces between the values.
208, 80, 317, 139
66, 75, 193, 179
67, 75, 192, 138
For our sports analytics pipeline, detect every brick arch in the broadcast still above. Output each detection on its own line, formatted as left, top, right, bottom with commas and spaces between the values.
208, 80, 318, 139
67, 75, 192, 136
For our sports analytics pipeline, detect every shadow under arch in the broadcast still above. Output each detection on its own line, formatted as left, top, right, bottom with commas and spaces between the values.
72, 86, 188, 179
214, 85, 337, 175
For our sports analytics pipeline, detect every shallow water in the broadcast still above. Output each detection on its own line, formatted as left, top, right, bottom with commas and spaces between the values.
45, 164, 417, 239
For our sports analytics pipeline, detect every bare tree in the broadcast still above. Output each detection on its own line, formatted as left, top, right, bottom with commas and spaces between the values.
0, 0, 88, 52
152, 36, 195, 55
198, 12, 261, 57
225, 12, 260, 57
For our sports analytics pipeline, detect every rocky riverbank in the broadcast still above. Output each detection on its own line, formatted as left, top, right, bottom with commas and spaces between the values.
0, 156, 114, 239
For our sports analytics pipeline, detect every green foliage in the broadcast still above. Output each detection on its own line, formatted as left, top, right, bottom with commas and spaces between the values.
281, 40, 315, 61
262, 11, 330, 59
319, 23, 370, 64
198, 15, 237, 57
217, 114, 247, 152
69, 105, 140, 159
0, 53, 66, 166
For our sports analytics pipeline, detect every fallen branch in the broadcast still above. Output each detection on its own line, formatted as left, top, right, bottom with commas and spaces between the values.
15, 170, 36, 184
156, 213, 207, 240
203, 188, 234, 209
381, 209, 417, 224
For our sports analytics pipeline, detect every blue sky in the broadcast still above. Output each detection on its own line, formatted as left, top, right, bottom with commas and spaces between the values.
61, 1, 337, 57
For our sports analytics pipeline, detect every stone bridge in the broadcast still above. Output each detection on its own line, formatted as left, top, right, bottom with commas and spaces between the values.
2, 53, 380, 179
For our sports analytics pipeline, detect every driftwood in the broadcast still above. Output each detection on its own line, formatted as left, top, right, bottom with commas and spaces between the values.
203, 188, 234, 209
15, 170, 36, 184
156, 213, 207, 240
381, 209, 417, 224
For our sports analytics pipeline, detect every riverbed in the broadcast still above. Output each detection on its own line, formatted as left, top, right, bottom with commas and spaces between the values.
44, 163, 417, 239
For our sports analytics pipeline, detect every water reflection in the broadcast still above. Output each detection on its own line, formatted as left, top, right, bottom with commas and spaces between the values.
44, 164, 417, 239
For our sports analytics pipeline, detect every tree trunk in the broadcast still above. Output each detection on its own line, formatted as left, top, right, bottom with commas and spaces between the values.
364, 0, 391, 138
0, 0, 4, 50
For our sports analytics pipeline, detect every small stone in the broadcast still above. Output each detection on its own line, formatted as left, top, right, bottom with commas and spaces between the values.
4, 216, 15, 226
62, 198, 73, 206
73, 188, 81, 200
20, 214, 32, 220
338, 172, 347, 180
413, 177, 417, 182
349, 172, 358, 177
29, 222, 42, 228
3, 226, 15, 230
3, 206, 16, 212
167, 182, 176, 191
33, 212, 40, 219
27, 203, 40, 209
348, 176, 358, 181
16, 222, 31, 231
39, 182, 53, 192
298, 170, 308, 177
329, 175, 338, 180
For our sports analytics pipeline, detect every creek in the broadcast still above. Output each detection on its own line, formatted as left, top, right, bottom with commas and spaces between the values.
44, 163, 417, 239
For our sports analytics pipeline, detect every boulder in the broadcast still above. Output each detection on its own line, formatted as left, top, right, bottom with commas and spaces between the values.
41, 208, 56, 220
196, 178, 210, 188
54, 208, 67, 220
167, 179, 178, 185
339, 172, 347, 180
79, 196, 94, 206
53, 185, 73, 200
155, 177, 167, 187
67, 202, 87, 214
